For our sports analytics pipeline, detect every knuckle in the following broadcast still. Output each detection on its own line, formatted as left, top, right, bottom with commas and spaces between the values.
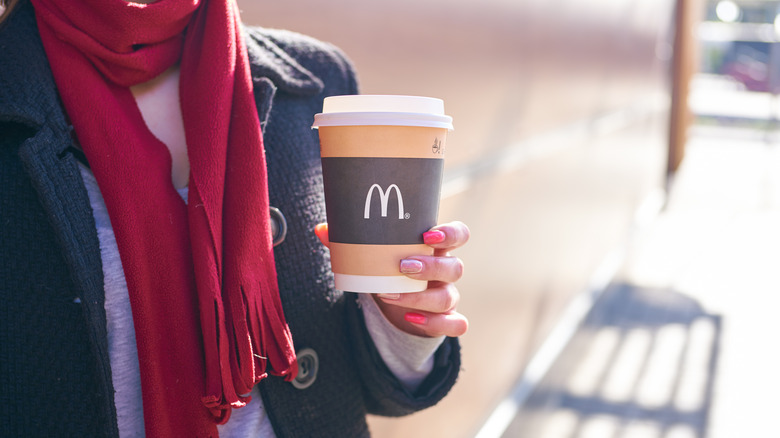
432, 256, 463, 281
439, 285, 460, 312
429, 257, 447, 277
439, 292, 455, 313
457, 221, 471, 243
451, 257, 464, 281
455, 318, 469, 336
447, 221, 469, 245
446, 313, 468, 337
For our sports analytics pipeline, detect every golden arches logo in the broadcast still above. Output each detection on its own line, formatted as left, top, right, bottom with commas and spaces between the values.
363, 184, 405, 219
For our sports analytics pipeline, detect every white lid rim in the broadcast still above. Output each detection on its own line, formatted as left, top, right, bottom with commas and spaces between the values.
322, 95, 445, 114
312, 111, 454, 130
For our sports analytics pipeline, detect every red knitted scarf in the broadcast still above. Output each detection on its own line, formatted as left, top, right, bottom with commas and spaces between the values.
31, 0, 297, 435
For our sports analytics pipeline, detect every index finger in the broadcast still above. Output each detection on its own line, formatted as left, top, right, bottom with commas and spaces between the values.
424, 221, 470, 253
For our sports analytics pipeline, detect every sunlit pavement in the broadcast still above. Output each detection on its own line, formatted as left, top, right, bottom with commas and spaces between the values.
496, 79, 780, 437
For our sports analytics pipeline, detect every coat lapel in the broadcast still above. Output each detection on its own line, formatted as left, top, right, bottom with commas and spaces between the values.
244, 26, 325, 127
1, 3, 120, 435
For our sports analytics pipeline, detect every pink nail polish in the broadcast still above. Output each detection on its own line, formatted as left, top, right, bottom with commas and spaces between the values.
399, 259, 423, 274
423, 230, 446, 245
404, 312, 427, 325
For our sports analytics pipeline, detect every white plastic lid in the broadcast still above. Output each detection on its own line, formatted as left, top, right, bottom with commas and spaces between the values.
312, 95, 453, 130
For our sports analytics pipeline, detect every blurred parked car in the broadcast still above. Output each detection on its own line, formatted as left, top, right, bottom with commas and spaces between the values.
721, 41, 771, 91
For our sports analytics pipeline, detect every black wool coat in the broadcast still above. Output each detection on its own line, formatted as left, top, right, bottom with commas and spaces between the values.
0, 3, 461, 437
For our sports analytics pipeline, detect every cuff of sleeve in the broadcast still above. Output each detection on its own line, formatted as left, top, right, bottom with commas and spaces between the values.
358, 293, 445, 392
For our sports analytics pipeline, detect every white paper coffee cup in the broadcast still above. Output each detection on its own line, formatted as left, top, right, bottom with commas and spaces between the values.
313, 95, 453, 293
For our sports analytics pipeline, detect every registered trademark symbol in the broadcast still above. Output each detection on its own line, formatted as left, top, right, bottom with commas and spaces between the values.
404, 213, 411, 219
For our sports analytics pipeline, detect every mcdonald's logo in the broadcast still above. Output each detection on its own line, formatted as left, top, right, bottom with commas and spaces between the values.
364, 184, 406, 219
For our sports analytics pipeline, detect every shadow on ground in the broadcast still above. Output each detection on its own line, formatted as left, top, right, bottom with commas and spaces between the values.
503, 283, 722, 438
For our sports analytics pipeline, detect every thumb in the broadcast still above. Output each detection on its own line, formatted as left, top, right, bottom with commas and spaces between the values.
314, 222, 330, 248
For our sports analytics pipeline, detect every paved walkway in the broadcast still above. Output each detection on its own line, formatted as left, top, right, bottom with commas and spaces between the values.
498, 84, 780, 437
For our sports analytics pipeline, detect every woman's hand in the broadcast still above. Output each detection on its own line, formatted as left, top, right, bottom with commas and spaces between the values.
315, 221, 470, 338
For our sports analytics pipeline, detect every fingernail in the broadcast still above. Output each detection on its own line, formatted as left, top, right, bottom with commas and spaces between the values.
377, 293, 400, 300
423, 230, 446, 245
404, 312, 427, 325
399, 259, 424, 274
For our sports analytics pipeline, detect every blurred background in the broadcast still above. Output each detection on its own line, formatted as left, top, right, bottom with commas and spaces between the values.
239, 1, 780, 437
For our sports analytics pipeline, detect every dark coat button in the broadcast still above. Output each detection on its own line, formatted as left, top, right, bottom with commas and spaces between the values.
270, 207, 287, 247
291, 348, 319, 389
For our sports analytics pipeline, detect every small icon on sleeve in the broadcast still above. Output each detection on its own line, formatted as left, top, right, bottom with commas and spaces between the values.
432, 138, 444, 155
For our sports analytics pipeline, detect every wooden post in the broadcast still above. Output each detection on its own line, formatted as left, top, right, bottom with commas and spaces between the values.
668, 0, 703, 175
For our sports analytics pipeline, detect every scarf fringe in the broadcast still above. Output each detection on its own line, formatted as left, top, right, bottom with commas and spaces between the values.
201, 279, 297, 422
241, 280, 298, 383
256, 281, 297, 382
201, 296, 244, 425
